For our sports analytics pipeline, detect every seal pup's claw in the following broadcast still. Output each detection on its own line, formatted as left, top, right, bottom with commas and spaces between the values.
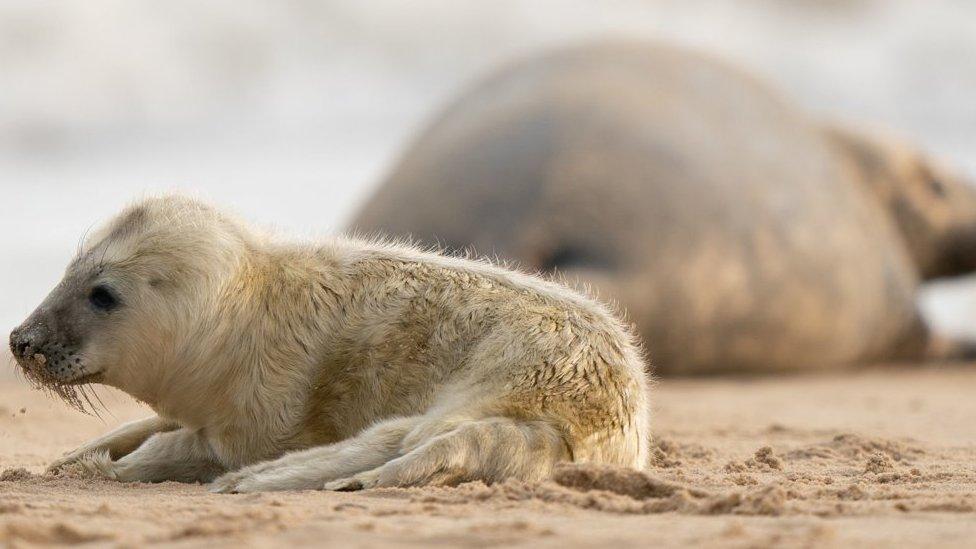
46, 446, 100, 475
209, 471, 248, 493
323, 477, 364, 491
45, 456, 73, 475
71, 450, 118, 480
209, 482, 239, 494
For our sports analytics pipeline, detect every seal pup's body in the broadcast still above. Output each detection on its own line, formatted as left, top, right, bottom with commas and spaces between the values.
352, 41, 976, 375
9, 196, 650, 492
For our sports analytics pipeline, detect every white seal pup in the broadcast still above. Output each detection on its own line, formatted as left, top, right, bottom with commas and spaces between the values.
8, 195, 650, 492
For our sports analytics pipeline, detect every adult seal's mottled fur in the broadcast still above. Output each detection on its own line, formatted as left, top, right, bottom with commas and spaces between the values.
8, 196, 650, 491
351, 41, 976, 375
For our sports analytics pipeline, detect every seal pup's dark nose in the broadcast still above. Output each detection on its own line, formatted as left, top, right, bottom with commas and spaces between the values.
9, 325, 41, 360
10, 327, 30, 359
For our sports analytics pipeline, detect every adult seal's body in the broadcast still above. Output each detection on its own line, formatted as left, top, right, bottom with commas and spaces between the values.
351, 41, 976, 374
9, 196, 649, 491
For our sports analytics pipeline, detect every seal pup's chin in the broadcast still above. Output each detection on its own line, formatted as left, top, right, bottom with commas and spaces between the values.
66, 371, 105, 385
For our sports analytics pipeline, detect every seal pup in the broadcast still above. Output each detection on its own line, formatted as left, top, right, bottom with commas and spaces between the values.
8, 195, 650, 491
351, 40, 976, 375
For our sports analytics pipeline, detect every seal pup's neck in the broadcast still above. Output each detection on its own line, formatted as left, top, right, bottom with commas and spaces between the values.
134, 240, 352, 461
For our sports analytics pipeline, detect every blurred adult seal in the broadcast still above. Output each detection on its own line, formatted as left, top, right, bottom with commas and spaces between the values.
351, 41, 976, 374
8, 196, 649, 490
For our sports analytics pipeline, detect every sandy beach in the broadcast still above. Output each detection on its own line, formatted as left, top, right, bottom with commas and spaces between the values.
2, 353, 973, 548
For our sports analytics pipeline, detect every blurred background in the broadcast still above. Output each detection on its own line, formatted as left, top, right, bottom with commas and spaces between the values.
2, 0, 975, 342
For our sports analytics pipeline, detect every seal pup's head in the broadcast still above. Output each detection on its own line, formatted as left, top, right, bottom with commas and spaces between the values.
825, 124, 976, 280
8, 195, 254, 411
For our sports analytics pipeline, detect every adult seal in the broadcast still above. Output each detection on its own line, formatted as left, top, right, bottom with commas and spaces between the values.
9, 196, 649, 490
351, 41, 976, 374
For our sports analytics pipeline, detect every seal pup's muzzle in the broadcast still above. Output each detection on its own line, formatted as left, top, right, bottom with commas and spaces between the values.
9, 314, 102, 412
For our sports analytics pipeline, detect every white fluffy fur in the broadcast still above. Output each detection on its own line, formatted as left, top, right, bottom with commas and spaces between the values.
48, 195, 651, 492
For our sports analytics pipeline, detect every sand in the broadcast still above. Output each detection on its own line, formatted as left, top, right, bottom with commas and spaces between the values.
1, 358, 974, 548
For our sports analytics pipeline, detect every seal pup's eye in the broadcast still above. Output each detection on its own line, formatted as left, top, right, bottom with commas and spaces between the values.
88, 285, 120, 312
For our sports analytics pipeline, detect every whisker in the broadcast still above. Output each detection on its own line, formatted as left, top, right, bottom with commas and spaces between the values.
77, 222, 95, 256
89, 385, 114, 421
79, 384, 101, 420
12, 355, 111, 417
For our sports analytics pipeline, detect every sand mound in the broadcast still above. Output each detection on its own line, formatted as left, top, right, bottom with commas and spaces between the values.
787, 433, 925, 462
409, 464, 789, 517
551, 463, 707, 499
